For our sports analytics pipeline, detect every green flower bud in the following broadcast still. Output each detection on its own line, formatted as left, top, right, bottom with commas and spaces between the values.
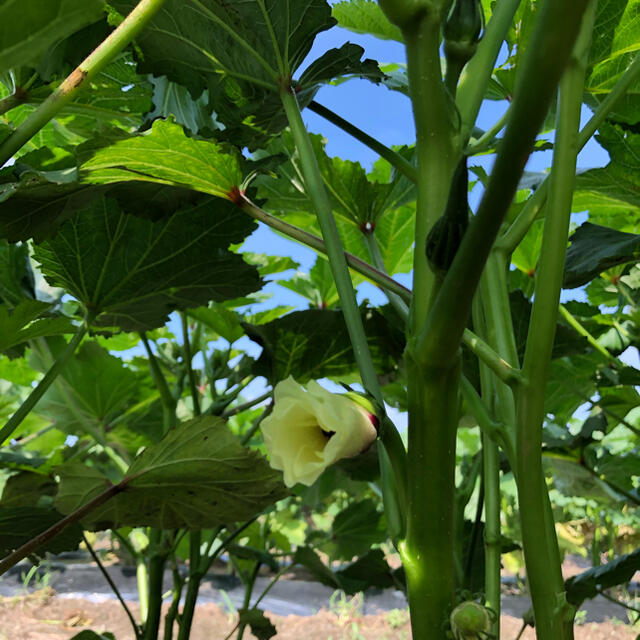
450, 601, 491, 638
443, 0, 484, 65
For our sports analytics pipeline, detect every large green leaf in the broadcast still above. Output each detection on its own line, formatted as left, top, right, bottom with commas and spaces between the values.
243, 307, 404, 383
325, 499, 385, 561
33, 193, 262, 331
573, 124, 640, 225
0, 506, 82, 558
34, 341, 138, 437
586, 0, 640, 123
55, 415, 287, 530
563, 223, 640, 288
566, 548, 640, 606
0, 300, 72, 356
79, 118, 243, 199
332, 0, 403, 42
0, 241, 35, 306
0, 0, 105, 75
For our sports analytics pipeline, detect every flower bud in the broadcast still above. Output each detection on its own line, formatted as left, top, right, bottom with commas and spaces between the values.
261, 377, 378, 487
450, 601, 491, 638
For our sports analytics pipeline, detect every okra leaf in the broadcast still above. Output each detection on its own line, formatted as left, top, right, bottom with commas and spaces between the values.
238, 609, 277, 640
326, 499, 385, 561
243, 307, 404, 384
55, 416, 287, 530
69, 632, 116, 640
0, 0, 104, 75
563, 223, 640, 288
79, 118, 243, 200
566, 548, 640, 606
332, 0, 403, 42
0, 505, 82, 558
34, 193, 262, 331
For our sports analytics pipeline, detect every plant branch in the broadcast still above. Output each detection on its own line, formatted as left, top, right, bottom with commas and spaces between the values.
416, 0, 592, 367
180, 313, 201, 416
465, 106, 510, 155
0, 318, 90, 446
516, 6, 596, 637
558, 304, 615, 362
0, 0, 168, 166
140, 332, 176, 430
238, 196, 411, 303
462, 328, 522, 386
221, 390, 272, 418
456, 0, 522, 142
0, 89, 28, 117
308, 101, 417, 182
361, 230, 410, 323
0, 478, 127, 576
83, 533, 141, 639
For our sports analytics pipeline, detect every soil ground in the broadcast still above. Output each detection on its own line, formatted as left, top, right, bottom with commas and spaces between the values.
0, 591, 636, 640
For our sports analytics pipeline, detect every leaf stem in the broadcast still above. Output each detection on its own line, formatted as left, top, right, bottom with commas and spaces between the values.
83, 533, 142, 639
280, 89, 383, 402
462, 328, 522, 386
465, 106, 510, 155
0, 477, 127, 576
140, 332, 176, 430
0, 90, 27, 117
361, 230, 409, 323
0, 318, 90, 446
516, 6, 596, 638
221, 390, 272, 418
558, 304, 614, 362
181, 312, 201, 416
238, 196, 411, 303
307, 101, 417, 182
0, 0, 169, 167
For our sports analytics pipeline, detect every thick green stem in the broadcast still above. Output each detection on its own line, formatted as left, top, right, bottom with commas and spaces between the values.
0, 0, 168, 166
0, 319, 89, 445
417, 0, 592, 366
239, 197, 411, 303
400, 357, 461, 638
362, 230, 409, 322
0, 477, 127, 575
143, 530, 168, 640
456, 0, 522, 141
516, 7, 596, 639
405, 15, 457, 335
308, 101, 417, 182
177, 531, 203, 640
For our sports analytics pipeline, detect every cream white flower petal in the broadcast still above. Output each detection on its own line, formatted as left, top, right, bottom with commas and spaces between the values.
261, 376, 377, 487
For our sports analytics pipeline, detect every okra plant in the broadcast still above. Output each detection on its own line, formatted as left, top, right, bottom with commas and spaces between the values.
0, 0, 638, 639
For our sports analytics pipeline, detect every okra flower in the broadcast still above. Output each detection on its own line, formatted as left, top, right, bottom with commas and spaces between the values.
261, 377, 378, 487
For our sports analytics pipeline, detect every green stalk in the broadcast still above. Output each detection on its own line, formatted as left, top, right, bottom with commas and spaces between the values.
456, 0, 522, 142
462, 328, 521, 386
0, 319, 89, 445
181, 313, 201, 416
516, 7, 596, 639
471, 297, 502, 638
164, 556, 185, 640
84, 534, 142, 639
361, 229, 409, 323
498, 53, 640, 255
465, 106, 510, 155
281, 89, 384, 402
143, 530, 168, 640
236, 562, 261, 640
140, 333, 176, 430
400, 356, 461, 638
280, 86, 408, 562
239, 197, 411, 303
0, 90, 27, 117
558, 304, 615, 362
0, 0, 168, 166
308, 101, 417, 182
417, 0, 592, 366
177, 531, 203, 640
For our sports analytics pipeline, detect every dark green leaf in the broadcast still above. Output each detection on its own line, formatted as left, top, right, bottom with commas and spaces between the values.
0, 506, 82, 558
0, 471, 56, 507
327, 499, 385, 561
0, 241, 35, 306
563, 222, 640, 288
243, 307, 404, 384
566, 548, 640, 607
55, 415, 287, 530
0, 0, 105, 75
69, 633, 116, 640
34, 193, 262, 331
238, 609, 276, 640
226, 544, 279, 572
